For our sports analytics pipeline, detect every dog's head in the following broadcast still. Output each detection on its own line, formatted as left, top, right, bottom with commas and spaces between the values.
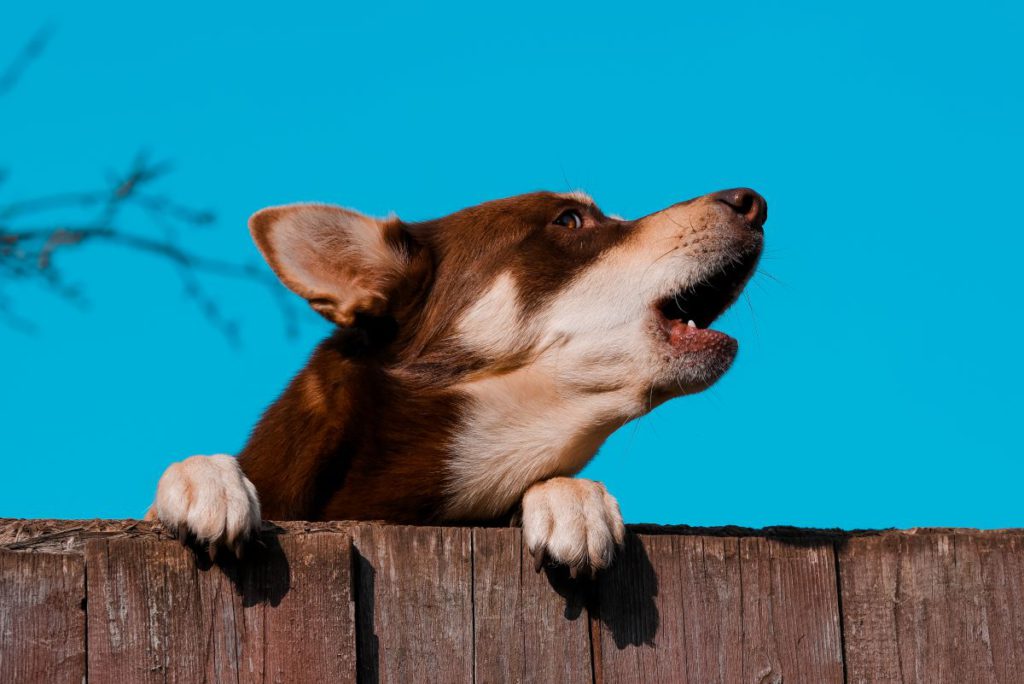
250, 188, 764, 406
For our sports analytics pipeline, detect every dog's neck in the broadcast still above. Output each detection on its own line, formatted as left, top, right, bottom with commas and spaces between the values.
238, 333, 443, 521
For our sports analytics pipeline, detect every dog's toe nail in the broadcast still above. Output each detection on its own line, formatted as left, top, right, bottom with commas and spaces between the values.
569, 565, 579, 579
533, 550, 545, 573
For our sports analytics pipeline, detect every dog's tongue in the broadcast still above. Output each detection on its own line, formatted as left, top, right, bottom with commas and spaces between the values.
666, 319, 736, 353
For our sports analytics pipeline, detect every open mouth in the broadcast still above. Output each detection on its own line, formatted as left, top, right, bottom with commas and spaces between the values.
654, 250, 759, 351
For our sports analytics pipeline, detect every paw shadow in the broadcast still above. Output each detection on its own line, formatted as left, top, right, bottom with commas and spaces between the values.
540, 564, 593, 621
352, 546, 380, 684
185, 525, 292, 608
591, 532, 659, 648
536, 533, 659, 648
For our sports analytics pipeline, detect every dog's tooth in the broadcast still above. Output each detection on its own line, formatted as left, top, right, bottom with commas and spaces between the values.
687, 320, 697, 329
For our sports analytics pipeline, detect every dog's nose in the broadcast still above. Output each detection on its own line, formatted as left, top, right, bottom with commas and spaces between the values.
711, 188, 767, 230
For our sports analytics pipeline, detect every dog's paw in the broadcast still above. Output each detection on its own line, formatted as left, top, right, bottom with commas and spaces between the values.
150, 454, 261, 557
521, 477, 626, 577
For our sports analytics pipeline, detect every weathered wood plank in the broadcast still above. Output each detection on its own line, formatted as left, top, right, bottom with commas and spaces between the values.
85, 532, 356, 683
233, 533, 356, 682
519, 537, 595, 684
594, 533, 844, 683
738, 537, 844, 683
839, 530, 1024, 683
353, 524, 473, 684
0, 550, 85, 684
471, 526, 594, 683
472, 527, 525, 683
973, 533, 1024, 683
591, 533, 690, 682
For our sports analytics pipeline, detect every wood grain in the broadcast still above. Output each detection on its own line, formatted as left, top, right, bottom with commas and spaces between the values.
84, 532, 355, 683
0, 550, 85, 684
352, 524, 473, 684
472, 527, 525, 683
593, 532, 844, 683
470, 526, 594, 683
839, 530, 1024, 684
519, 534, 595, 684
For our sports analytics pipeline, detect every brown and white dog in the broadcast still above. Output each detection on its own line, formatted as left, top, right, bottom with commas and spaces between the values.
149, 188, 765, 574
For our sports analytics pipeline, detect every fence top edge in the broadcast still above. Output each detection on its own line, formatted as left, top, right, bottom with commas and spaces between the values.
2, 517, 1022, 553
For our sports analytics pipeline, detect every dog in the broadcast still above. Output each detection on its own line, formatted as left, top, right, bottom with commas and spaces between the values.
148, 187, 765, 574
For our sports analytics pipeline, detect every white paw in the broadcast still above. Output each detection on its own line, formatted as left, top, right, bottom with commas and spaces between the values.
150, 454, 261, 556
521, 477, 626, 575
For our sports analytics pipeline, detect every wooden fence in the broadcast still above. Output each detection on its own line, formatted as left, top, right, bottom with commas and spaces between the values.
1, 519, 1022, 683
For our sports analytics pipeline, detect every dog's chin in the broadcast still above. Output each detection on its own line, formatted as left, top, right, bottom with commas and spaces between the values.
649, 323, 739, 402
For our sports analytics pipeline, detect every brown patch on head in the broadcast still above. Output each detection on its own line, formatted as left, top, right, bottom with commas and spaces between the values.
391, 192, 634, 369
502, 195, 633, 315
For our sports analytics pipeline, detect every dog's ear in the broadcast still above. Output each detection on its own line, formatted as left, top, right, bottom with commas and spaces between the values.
249, 203, 414, 327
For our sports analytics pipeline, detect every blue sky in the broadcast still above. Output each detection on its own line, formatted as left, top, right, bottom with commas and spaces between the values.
1, 2, 1021, 528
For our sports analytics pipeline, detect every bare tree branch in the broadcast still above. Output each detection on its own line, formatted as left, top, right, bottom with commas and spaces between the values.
1, 31, 301, 342
0, 154, 300, 343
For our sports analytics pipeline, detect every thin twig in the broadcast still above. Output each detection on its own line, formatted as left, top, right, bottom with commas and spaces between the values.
0, 24, 54, 96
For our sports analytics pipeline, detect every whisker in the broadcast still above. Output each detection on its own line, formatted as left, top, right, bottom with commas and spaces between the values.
559, 165, 574, 194
756, 269, 786, 286
744, 291, 761, 343
636, 245, 680, 292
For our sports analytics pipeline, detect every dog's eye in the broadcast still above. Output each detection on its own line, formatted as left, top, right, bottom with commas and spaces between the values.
552, 210, 583, 230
